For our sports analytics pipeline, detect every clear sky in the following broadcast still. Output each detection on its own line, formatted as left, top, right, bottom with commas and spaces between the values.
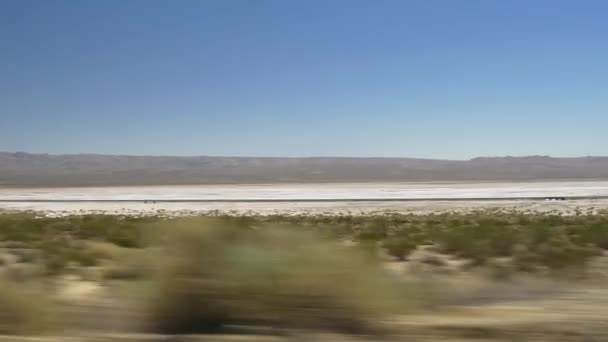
1, 0, 607, 159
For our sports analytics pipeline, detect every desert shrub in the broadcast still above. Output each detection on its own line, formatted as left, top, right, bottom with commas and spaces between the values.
419, 253, 447, 266
38, 237, 98, 272
1, 212, 607, 278
355, 240, 382, 260
38, 236, 72, 275
513, 237, 600, 272
0, 215, 43, 244
450, 218, 518, 257
10, 249, 37, 263
46, 215, 147, 248
463, 240, 493, 265
382, 237, 416, 261
102, 249, 151, 281
223, 215, 256, 228
527, 222, 560, 247
579, 223, 608, 250
105, 223, 141, 248
436, 226, 493, 264
3, 263, 44, 283
145, 218, 405, 335
487, 259, 515, 281
103, 264, 145, 280
85, 241, 123, 261
70, 247, 101, 267
487, 225, 521, 257
535, 235, 599, 270
315, 223, 353, 239
512, 243, 538, 272
78, 216, 143, 248
355, 218, 390, 241
37, 236, 129, 273
68, 241, 127, 269
0, 280, 53, 334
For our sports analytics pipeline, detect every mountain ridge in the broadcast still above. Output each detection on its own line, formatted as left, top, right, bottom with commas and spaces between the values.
2, 152, 608, 186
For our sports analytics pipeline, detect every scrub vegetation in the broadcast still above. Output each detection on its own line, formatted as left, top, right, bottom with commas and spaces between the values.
1, 211, 608, 339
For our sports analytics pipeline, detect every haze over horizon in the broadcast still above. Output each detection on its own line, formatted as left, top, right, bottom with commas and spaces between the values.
2, 151, 608, 161
2, 0, 608, 159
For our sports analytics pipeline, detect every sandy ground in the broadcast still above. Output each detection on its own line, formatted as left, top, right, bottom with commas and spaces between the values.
2, 181, 608, 216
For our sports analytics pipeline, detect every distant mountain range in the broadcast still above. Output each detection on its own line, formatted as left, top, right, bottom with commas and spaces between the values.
1, 152, 608, 186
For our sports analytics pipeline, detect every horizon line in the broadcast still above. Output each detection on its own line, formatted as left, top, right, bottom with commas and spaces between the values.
2, 151, 607, 161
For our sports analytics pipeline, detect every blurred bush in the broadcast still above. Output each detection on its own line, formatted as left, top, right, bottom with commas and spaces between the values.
144, 218, 405, 334
0, 280, 54, 335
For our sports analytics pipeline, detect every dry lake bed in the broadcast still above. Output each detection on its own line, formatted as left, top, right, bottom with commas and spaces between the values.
2, 181, 608, 216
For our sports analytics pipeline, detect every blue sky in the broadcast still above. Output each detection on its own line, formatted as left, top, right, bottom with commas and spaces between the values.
1, 0, 607, 159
